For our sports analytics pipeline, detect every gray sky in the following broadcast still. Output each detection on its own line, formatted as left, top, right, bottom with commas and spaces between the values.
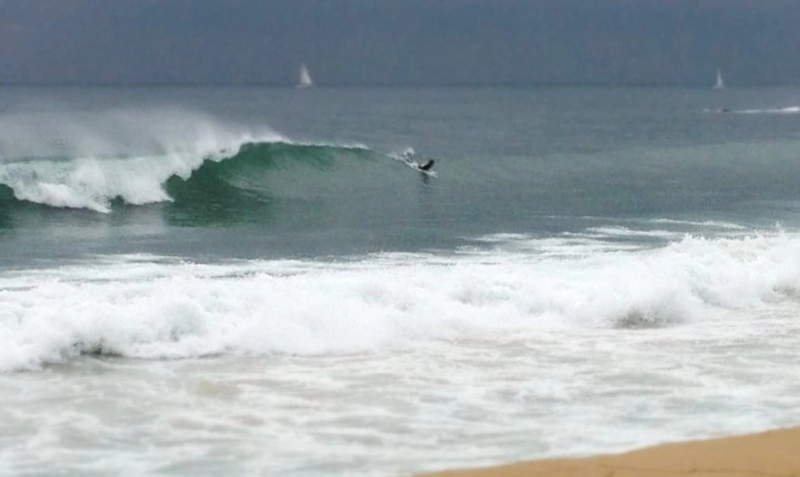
1, 0, 798, 86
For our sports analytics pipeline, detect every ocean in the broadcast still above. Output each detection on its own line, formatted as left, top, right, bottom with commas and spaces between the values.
2, 85, 800, 476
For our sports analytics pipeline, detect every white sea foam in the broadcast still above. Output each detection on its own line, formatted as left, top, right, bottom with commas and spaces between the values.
651, 218, 748, 230
703, 106, 800, 114
1, 232, 799, 373
2, 233, 800, 476
737, 106, 800, 114
0, 108, 284, 211
584, 226, 680, 239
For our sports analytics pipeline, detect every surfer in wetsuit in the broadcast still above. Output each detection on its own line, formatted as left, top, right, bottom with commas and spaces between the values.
404, 150, 434, 171
417, 159, 435, 171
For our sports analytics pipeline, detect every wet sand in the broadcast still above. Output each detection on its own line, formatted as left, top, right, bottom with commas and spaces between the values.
417, 427, 800, 477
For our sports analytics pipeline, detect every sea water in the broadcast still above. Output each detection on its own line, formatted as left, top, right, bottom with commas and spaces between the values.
2, 86, 800, 476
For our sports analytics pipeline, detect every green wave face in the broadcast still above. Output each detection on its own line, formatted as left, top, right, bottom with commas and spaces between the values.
166, 142, 379, 203
163, 142, 407, 227
0, 139, 428, 230
0, 184, 14, 203
161, 141, 391, 225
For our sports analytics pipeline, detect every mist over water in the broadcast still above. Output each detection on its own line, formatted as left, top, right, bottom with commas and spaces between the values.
2, 85, 800, 476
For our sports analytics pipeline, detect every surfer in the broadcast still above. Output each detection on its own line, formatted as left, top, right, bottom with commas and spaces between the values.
403, 150, 435, 172
417, 159, 435, 171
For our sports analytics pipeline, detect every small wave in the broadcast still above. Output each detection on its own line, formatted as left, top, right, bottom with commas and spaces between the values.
737, 107, 800, 114
706, 106, 800, 115
650, 218, 747, 230
584, 226, 679, 239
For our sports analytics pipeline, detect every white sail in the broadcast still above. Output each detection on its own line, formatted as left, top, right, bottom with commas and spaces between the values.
298, 64, 313, 88
713, 68, 725, 89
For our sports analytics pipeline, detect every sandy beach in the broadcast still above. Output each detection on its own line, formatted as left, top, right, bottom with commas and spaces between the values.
417, 427, 800, 477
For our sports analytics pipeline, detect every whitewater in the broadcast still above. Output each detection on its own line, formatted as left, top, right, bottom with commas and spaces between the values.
0, 108, 291, 212
2, 85, 800, 476
3, 230, 800, 475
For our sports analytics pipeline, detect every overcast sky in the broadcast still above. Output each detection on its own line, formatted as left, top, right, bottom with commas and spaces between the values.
1, 0, 798, 86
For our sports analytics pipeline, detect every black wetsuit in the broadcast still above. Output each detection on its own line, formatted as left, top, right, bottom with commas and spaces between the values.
418, 159, 435, 171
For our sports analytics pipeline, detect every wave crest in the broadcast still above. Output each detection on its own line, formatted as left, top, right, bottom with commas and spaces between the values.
0, 109, 386, 212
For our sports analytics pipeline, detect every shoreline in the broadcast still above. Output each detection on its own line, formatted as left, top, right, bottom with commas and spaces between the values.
416, 427, 800, 477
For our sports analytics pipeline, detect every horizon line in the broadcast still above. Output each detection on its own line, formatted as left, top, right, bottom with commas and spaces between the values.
1, 81, 799, 88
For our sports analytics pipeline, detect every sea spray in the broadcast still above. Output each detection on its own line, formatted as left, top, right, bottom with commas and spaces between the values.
0, 108, 282, 211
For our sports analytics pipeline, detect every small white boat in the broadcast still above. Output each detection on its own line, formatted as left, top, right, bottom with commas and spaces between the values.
297, 63, 313, 88
713, 68, 725, 90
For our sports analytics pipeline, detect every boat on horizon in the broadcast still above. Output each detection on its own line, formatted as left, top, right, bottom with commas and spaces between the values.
713, 68, 725, 89
297, 63, 313, 89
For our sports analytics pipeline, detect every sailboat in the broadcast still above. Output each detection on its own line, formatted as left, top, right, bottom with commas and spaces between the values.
297, 63, 313, 88
713, 68, 725, 89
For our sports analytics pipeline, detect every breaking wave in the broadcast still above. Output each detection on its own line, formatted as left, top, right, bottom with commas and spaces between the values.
1, 231, 799, 372
0, 108, 394, 212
